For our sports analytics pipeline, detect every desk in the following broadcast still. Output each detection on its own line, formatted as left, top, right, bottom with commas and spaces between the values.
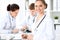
0, 34, 22, 40
54, 23, 60, 30
0, 33, 31, 40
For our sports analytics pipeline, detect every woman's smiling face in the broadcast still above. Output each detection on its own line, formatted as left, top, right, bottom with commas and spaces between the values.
35, 1, 46, 14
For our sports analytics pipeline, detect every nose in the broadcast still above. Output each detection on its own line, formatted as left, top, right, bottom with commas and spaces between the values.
37, 6, 40, 9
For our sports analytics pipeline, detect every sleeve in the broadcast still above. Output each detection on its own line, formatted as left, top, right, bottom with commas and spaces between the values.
0, 17, 11, 34
45, 18, 55, 40
15, 19, 26, 29
15, 16, 28, 29
0, 19, 5, 30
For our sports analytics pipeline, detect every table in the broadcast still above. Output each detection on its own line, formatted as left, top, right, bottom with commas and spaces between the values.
0, 34, 22, 40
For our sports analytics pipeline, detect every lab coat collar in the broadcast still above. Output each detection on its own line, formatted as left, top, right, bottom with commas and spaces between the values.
34, 12, 46, 28
8, 13, 16, 21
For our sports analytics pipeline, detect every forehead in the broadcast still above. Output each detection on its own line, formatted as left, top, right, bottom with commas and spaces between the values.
30, 9, 35, 11
12, 9, 19, 12
35, 1, 43, 5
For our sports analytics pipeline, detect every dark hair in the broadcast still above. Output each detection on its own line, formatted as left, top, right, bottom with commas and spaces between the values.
36, 0, 47, 9
29, 3, 35, 10
36, 0, 44, 1
7, 4, 19, 11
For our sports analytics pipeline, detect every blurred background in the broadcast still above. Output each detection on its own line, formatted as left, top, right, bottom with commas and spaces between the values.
0, 0, 60, 40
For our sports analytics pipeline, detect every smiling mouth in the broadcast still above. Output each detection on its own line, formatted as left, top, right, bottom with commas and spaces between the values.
38, 10, 41, 12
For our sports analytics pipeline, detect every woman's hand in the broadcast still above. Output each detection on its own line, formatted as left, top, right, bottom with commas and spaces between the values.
21, 25, 28, 32
12, 29, 19, 33
21, 34, 28, 39
21, 34, 33, 40
27, 34, 33, 40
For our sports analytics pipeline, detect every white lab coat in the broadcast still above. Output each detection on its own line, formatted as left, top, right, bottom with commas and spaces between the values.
0, 13, 16, 34
31, 13, 55, 40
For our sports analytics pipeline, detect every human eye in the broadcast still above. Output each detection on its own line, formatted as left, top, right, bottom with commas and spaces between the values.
39, 5, 42, 7
35, 5, 37, 7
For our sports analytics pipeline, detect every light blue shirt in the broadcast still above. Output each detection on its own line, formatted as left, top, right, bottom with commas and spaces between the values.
26, 15, 35, 26
0, 13, 16, 34
21, 14, 36, 29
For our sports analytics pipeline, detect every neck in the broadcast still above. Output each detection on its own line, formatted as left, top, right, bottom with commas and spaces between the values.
38, 12, 44, 17
31, 14, 35, 16
30, 13, 35, 17
10, 13, 16, 18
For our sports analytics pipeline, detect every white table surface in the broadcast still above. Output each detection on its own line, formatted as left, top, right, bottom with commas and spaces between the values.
0, 34, 22, 40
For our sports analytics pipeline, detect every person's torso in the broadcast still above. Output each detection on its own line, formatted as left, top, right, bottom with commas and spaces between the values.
3, 13, 16, 30
26, 15, 36, 27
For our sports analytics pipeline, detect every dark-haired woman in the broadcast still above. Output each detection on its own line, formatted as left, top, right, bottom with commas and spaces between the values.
0, 4, 19, 34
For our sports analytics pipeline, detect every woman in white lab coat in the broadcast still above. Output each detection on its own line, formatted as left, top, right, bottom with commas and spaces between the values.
20, 3, 36, 32
0, 4, 19, 34
22, 0, 55, 40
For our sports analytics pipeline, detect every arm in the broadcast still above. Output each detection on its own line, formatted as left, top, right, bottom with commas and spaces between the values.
45, 19, 55, 40
0, 16, 12, 34
0, 22, 12, 34
12, 18, 27, 33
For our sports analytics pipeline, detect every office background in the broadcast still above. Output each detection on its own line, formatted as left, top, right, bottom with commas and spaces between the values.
0, 0, 60, 40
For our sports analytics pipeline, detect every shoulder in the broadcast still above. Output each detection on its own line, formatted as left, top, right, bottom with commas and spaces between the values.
44, 14, 53, 23
3, 13, 10, 22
